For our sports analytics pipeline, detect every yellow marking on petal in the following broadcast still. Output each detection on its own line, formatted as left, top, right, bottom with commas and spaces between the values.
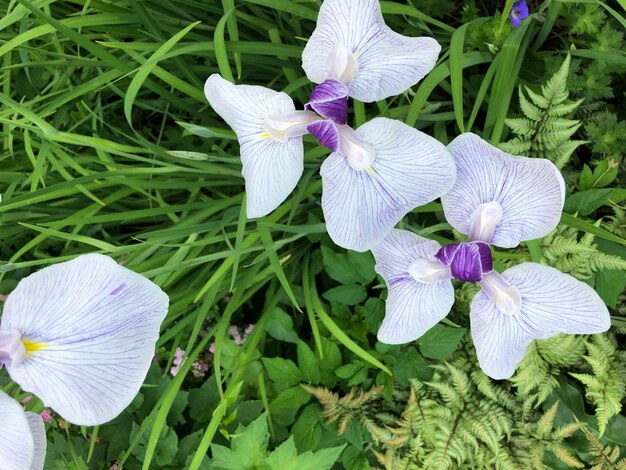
365, 166, 373, 175
22, 339, 47, 355
259, 132, 271, 140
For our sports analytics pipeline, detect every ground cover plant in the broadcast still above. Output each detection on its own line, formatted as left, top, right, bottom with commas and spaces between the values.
0, 0, 625, 468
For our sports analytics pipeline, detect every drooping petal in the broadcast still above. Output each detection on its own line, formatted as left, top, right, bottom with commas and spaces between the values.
442, 133, 565, 248
0, 390, 35, 470
302, 0, 441, 102
372, 230, 454, 344
470, 262, 610, 380
1, 254, 169, 426
25, 413, 46, 470
307, 120, 340, 152
204, 74, 307, 218
320, 118, 456, 251
305, 79, 349, 124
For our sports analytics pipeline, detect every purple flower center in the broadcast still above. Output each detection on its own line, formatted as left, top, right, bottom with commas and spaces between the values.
305, 79, 349, 125
435, 241, 493, 283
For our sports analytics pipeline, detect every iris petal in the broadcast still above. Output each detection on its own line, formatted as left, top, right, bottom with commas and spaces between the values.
302, 0, 441, 102
307, 120, 340, 153
320, 117, 455, 251
471, 262, 610, 380
372, 229, 454, 344
305, 79, 349, 124
2, 254, 169, 426
26, 413, 46, 470
204, 74, 305, 218
0, 390, 35, 470
442, 133, 565, 248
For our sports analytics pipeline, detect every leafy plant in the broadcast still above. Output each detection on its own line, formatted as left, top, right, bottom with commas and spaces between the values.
500, 55, 585, 168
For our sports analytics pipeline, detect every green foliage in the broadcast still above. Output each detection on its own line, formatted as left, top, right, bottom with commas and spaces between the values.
541, 225, 626, 279
567, 3, 606, 36
582, 425, 626, 470
307, 361, 591, 469
0, 0, 625, 468
511, 335, 586, 411
500, 55, 585, 168
585, 112, 626, 157
210, 413, 345, 469
570, 335, 626, 435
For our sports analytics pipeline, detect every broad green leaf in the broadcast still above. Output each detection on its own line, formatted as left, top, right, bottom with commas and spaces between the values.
322, 284, 367, 306
418, 325, 467, 360
262, 357, 303, 387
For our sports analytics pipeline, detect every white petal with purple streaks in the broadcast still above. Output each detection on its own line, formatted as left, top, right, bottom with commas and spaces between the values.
372, 230, 454, 344
1, 254, 169, 425
471, 262, 610, 380
302, 0, 441, 102
320, 118, 456, 251
204, 74, 307, 218
442, 133, 565, 248
0, 390, 35, 470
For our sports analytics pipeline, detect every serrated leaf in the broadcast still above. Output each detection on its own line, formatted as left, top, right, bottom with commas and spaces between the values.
265, 308, 299, 343
262, 357, 303, 387
269, 386, 311, 412
595, 269, 626, 309
297, 340, 321, 383
564, 189, 614, 216
210, 414, 269, 469
322, 284, 367, 305
579, 164, 593, 190
418, 325, 467, 360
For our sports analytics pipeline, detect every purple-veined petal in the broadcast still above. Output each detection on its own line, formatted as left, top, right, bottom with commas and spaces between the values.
475, 241, 493, 273
435, 241, 492, 282
307, 120, 340, 153
471, 262, 610, 380
0, 390, 35, 470
442, 133, 565, 248
25, 413, 46, 470
204, 74, 308, 218
1, 254, 169, 426
320, 117, 456, 251
302, 0, 441, 102
305, 79, 349, 124
448, 243, 482, 282
372, 230, 454, 344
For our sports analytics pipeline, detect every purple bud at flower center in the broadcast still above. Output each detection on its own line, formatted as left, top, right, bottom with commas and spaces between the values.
435, 241, 493, 282
305, 79, 349, 125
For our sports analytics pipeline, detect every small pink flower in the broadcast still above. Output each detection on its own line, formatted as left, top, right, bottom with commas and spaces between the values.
209, 343, 215, 354
40, 409, 54, 423
244, 324, 255, 336
109, 460, 123, 470
170, 347, 186, 377
191, 360, 208, 378
228, 326, 244, 345
20, 395, 33, 405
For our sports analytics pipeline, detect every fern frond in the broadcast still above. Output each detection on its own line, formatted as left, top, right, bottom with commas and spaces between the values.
500, 55, 584, 168
570, 335, 626, 435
